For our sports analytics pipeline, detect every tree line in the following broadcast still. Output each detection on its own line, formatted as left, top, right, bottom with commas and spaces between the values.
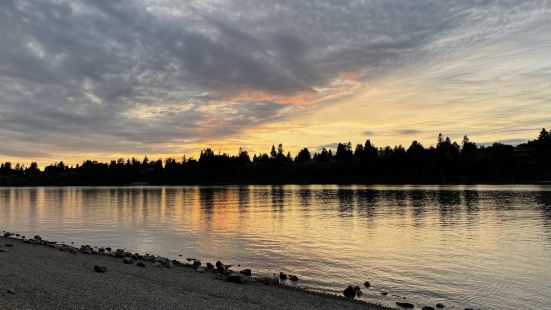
1, 129, 551, 186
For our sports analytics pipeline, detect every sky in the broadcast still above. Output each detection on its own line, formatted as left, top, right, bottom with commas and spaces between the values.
1, 0, 551, 166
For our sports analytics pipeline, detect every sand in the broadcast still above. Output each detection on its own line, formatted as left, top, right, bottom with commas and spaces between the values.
0, 236, 393, 310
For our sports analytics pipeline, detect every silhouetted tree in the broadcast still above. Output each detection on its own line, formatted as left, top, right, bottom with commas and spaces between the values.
2, 130, 550, 185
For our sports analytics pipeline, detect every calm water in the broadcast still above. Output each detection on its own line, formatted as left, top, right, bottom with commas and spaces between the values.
0, 185, 550, 309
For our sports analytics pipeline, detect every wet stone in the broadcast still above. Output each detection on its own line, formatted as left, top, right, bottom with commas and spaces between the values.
343, 285, 356, 298
239, 269, 252, 276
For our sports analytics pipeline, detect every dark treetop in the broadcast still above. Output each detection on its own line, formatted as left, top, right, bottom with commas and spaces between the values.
1, 129, 551, 186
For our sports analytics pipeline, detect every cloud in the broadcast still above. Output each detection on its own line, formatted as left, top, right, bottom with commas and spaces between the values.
397, 129, 422, 135
0, 0, 549, 161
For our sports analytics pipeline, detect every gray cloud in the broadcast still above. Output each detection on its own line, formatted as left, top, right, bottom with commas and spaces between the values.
0, 0, 549, 159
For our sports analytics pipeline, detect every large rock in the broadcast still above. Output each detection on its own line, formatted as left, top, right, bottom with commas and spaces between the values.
137, 262, 146, 268
290, 275, 299, 281
364, 281, 371, 288
33, 235, 42, 240
93, 265, 107, 273
215, 261, 228, 274
123, 257, 134, 264
343, 285, 356, 298
192, 260, 201, 268
279, 272, 288, 280
396, 302, 414, 308
436, 303, 445, 308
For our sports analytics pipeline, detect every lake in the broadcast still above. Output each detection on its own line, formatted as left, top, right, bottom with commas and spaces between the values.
0, 185, 550, 309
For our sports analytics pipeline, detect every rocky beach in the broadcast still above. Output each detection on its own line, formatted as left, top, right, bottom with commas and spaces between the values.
0, 234, 393, 310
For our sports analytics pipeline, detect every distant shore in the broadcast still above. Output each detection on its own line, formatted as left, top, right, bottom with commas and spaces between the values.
0, 234, 392, 310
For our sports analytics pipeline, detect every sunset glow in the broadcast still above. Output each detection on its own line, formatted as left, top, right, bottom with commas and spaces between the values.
1, 1, 550, 167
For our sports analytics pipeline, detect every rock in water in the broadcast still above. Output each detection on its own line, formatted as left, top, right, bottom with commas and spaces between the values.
356, 290, 363, 297
290, 275, 299, 281
436, 303, 445, 308
123, 257, 134, 264
34, 235, 42, 240
240, 269, 252, 276
115, 249, 125, 257
4, 244, 13, 247
137, 262, 146, 268
343, 285, 356, 298
396, 302, 414, 308
206, 262, 214, 269
364, 281, 371, 288
279, 272, 288, 280
192, 260, 201, 268
93, 265, 107, 273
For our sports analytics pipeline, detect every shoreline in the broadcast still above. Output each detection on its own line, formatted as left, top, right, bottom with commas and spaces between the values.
0, 233, 394, 310
1, 181, 551, 189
